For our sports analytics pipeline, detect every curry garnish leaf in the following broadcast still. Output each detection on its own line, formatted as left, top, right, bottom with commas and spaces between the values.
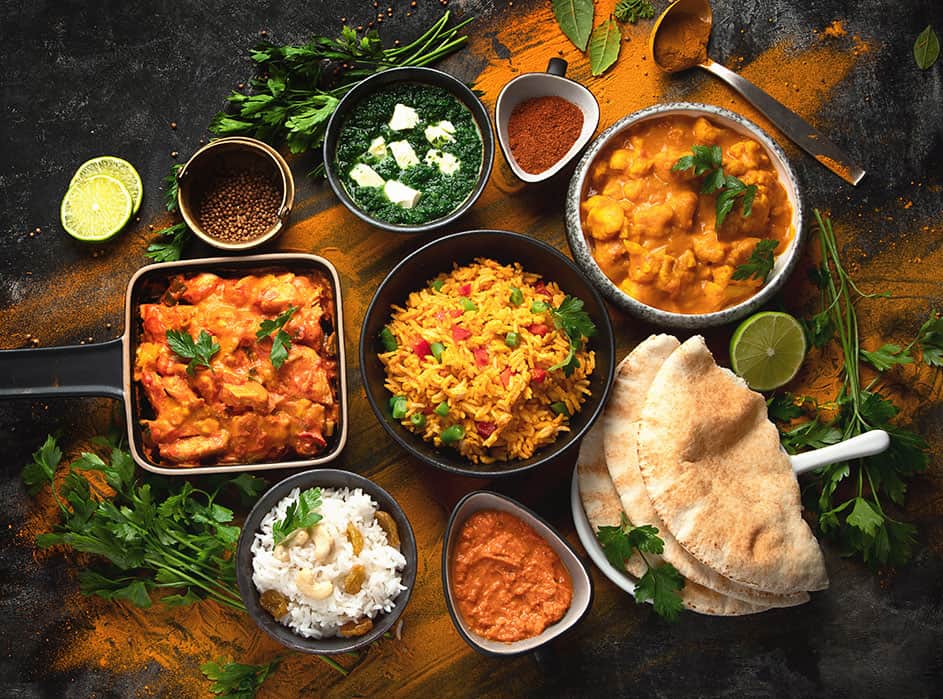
145, 221, 190, 263
201, 657, 281, 699
614, 0, 655, 24
166, 329, 221, 375
272, 488, 323, 545
672, 144, 722, 177
588, 16, 622, 76
732, 239, 779, 283
257, 305, 298, 369
635, 564, 685, 621
672, 146, 757, 228
551, 0, 594, 51
547, 295, 597, 376
914, 25, 940, 70
715, 175, 758, 229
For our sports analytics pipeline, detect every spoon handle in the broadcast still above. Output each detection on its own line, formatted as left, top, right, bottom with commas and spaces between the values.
790, 430, 890, 476
699, 59, 866, 186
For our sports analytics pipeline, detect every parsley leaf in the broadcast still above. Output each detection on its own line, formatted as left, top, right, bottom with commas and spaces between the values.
201, 657, 280, 699
547, 295, 597, 376
635, 564, 685, 621
916, 311, 943, 367
860, 343, 914, 372
672, 144, 722, 176
272, 488, 323, 545
766, 393, 804, 422
614, 0, 655, 24
166, 329, 221, 375
21, 435, 62, 495
672, 146, 758, 228
715, 175, 758, 229
732, 239, 779, 283
145, 222, 191, 263
164, 163, 183, 212
256, 306, 298, 369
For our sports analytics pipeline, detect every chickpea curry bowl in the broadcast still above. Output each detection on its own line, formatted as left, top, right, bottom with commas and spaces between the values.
565, 103, 803, 328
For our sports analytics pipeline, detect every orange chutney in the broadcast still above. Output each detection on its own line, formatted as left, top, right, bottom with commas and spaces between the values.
450, 510, 572, 643
580, 115, 794, 314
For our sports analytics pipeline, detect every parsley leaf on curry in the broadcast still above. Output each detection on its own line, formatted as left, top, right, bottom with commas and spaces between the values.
256, 305, 298, 369
272, 488, 323, 545
544, 295, 597, 376
166, 329, 221, 374
672, 145, 758, 229
732, 239, 779, 283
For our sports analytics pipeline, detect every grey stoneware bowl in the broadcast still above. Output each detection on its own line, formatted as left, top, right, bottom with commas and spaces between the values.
322, 66, 495, 234
565, 102, 805, 329
359, 229, 616, 479
235, 468, 417, 655
441, 490, 593, 656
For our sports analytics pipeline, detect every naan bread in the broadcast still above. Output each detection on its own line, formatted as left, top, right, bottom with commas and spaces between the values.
637, 336, 828, 594
604, 335, 808, 608
577, 420, 770, 616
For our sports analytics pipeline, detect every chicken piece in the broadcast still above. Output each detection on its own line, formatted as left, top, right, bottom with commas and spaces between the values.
219, 381, 270, 412
585, 198, 625, 240
279, 346, 335, 404
159, 432, 230, 464
601, 178, 625, 199
667, 190, 698, 230
693, 117, 723, 144
692, 234, 729, 264
713, 265, 735, 288
258, 274, 302, 313
701, 281, 727, 311
627, 156, 654, 178
627, 248, 661, 284
632, 203, 674, 238
608, 148, 631, 171
139, 303, 194, 342
726, 237, 763, 266
592, 240, 629, 283
724, 140, 769, 176
180, 273, 222, 304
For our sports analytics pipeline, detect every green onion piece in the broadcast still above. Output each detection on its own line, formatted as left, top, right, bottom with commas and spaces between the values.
410, 412, 426, 428
505, 332, 519, 348
531, 300, 549, 313
434, 401, 449, 417
550, 401, 569, 416
460, 298, 477, 312
430, 342, 445, 362
509, 287, 524, 306
440, 424, 465, 443
390, 396, 408, 420
379, 326, 397, 352
431, 279, 445, 292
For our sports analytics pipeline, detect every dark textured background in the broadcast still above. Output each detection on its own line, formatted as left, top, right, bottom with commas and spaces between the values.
1, 0, 942, 697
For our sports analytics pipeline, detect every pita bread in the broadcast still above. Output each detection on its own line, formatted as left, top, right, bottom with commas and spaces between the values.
577, 421, 770, 616
604, 335, 808, 608
637, 336, 828, 594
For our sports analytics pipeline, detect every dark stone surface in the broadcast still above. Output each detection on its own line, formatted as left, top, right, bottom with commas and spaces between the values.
1, 0, 941, 697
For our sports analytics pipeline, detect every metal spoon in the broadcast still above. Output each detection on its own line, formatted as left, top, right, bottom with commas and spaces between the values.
650, 0, 866, 186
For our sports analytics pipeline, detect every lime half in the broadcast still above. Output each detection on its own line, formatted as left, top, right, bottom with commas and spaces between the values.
70, 156, 143, 214
60, 175, 133, 242
730, 311, 806, 391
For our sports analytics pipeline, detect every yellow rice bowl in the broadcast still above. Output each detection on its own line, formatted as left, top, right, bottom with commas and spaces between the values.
379, 258, 595, 463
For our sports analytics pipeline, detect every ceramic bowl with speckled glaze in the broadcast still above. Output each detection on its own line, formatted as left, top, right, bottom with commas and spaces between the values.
565, 102, 804, 329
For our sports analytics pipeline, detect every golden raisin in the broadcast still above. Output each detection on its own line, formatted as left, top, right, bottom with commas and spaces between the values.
346, 521, 364, 556
259, 589, 289, 619
375, 511, 400, 549
344, 564, 367, 594
338, 617, 374, 638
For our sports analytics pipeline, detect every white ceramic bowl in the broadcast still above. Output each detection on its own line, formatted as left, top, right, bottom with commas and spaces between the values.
565, 102, 805, 329
495, 59, 600, 183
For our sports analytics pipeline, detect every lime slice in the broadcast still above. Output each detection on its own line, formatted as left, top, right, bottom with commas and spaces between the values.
729, 311, 806, 391
70, 156, 143, 214
60, 175, 133, 242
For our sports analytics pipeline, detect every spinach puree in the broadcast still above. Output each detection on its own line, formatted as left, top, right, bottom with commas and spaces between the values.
334, 83, 483, 225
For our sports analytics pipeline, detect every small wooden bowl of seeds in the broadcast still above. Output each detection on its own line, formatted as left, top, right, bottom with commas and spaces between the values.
177, 137, 295, 251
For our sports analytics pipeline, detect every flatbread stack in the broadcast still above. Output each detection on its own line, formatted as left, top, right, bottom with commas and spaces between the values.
578, 334, 828, 615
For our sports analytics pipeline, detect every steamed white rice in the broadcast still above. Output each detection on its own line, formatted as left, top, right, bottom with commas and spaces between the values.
251, 487, 407, 639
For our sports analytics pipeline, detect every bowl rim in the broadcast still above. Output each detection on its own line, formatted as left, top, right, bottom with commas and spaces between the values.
176, 136, 295, 251
440, 490, 594, 656
322, 65, 495, 234
357, 228, 616, 478
235, 468, 417, 654
565, 101, 805, 328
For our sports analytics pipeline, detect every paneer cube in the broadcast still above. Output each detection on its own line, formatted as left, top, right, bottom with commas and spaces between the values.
389, 103, 419, 130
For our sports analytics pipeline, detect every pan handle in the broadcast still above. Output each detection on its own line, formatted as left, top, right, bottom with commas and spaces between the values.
0, 338, 124, 400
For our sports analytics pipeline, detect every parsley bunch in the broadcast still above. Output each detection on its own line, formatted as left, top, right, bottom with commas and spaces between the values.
672, 144, 758, 229
596, 514, 685, 620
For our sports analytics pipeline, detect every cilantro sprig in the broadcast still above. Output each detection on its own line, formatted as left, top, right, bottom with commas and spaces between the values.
145, 221, 190, 263
672, 145, 758, 229
614, 0, 655, 24
732, 239, 779, 283
166, 329, 221, 375
201, 657, 280, 698
256, 305, 298, 369
596, 514, 684, 621
541, 295, 597, 376
272, 487, 323, 545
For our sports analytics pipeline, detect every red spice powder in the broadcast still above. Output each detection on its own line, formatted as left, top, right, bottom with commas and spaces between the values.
507, 96, 583, 174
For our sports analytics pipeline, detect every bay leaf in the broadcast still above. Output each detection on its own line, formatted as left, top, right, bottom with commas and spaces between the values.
551, 0, 594, 52
588, 16, 621, 76
914, 25, 940, 70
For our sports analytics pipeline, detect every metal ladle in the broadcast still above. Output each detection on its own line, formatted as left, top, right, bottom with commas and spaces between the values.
650, 0, 865, 186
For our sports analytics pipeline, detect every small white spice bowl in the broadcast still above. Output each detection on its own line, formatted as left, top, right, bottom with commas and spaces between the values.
177, 136, 295, 251
494, 58, 600, 183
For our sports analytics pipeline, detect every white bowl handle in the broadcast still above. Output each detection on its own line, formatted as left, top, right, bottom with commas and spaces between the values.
790, 430, 890, 475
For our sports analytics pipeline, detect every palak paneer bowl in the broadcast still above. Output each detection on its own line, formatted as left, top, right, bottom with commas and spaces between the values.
565, 102, 804, 329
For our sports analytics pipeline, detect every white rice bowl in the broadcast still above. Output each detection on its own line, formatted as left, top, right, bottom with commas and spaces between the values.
251, 487, 407, 639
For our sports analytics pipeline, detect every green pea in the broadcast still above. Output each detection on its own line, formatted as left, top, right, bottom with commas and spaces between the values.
410, 412, 426, 428
390, 395, 408, 420
505, 332, 519, 348
379, 326, 397, 352
434, 401, 449, 417
550, 401, 569, 417
531, 300, 549, 314
440, 424, 465, 443
509, 287, 524, 306
430, 342, 445, 362
460, 298, 477, 312
431, 279, 445, 292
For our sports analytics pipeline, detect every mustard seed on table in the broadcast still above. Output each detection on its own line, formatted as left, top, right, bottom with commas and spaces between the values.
197, 170, 281, 243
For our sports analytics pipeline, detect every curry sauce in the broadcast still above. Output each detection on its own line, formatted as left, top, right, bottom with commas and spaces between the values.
581, 115, 793, 314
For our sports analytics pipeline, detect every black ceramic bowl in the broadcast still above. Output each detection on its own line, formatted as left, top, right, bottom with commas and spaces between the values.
235, 469, 417, 654
359, 229, 616, 478
322, 66, 495, 234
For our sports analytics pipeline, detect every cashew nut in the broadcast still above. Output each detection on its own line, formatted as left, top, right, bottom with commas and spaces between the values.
310, 524, 334, 562
273, 544, 290, 562
295, 568, 334, 600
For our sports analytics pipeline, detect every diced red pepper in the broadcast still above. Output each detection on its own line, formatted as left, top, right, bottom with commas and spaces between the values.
451, 325, 472, 342
473, 348, 490, 367
459, 283, 472, 297
534, 281, 552, 297
476, 421, 497, 438
434, 310, 447, 322
527, 323, 550, 337
449, 309, 464, 318
413, 338, 431, 358
500, 368, 513, 388
532, 367, 547, 384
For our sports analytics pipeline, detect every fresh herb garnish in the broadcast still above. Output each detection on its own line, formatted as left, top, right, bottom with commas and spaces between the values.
546, 295, 597, 376
672, 145, 758, 228
596, 514, 684, 621
164, 163, 183, 212
732, 239, 779, 283
588, 16, 621, 76
272, 487, 323, 545
614, 0, 655, 24
858, 311, 943, 372
201, 657, 281, 699
166, 329, 220, 375
672, 144, 722, 179
379, 326, 398, 352
914, 25, 940, 69
551, 0, 594, 51
256, 305, 298, 369
145, 221, 190, 262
